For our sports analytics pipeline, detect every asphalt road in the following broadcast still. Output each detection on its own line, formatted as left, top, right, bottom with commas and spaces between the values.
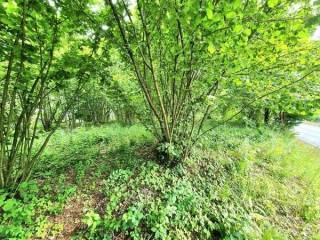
293, 123, 320, 148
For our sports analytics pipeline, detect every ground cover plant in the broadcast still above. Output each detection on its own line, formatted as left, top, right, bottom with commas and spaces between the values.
0, 124, 319, 239
1, 0, 320, 239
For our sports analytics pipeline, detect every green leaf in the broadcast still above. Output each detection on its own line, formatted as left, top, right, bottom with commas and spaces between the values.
234, 24, 243, 33
206, 7, 213, 20
232, 0, 242, 10
268, 0, 279, 8
297, 30, 308, 39
243, 28, 252, 36
3, 199, 16, 211
3, 0, 18, 14
207, 42, 216, 54
0, 16, 13, 26
212, 14, 221, 22
0, 194, 7, 207
226, 11, 236, 19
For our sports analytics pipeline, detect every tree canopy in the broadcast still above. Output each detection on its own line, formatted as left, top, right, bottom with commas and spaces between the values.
0, 0, 319, 188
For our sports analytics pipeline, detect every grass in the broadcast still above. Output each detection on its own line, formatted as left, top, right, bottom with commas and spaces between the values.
0, 124, 319, 239
305, 121, 320, 127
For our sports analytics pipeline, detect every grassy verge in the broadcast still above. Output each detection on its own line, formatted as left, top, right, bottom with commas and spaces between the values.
0, 124, 319, 239
305, 121, 320, 127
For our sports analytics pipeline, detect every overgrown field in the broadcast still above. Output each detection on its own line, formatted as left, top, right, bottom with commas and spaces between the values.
0, 124, 319, 240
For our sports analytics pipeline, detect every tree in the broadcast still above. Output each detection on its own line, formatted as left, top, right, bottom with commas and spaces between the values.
106, 0, 320, 164
0, 0, 99, 189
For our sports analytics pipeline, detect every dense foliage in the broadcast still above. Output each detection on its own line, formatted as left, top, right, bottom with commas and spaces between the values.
0, 124, 319, 239
1, 0, 319, 181
1, 0, 320, 239
107, 0, 320, 162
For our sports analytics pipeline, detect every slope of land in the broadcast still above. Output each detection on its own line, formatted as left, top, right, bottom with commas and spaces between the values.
0, 124, 319, 240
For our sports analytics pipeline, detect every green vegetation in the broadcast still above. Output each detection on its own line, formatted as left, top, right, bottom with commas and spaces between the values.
1, 0, 320, 239
0, 124, 319, 239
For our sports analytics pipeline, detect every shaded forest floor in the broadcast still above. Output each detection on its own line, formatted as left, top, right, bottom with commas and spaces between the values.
1, 124, 320, 239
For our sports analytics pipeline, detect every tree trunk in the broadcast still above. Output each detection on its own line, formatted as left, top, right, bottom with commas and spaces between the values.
279, 111, 286, 125
264, 108, 270, 124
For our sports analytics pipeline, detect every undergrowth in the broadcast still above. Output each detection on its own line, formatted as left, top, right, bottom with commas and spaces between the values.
0, 124, 319, 239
